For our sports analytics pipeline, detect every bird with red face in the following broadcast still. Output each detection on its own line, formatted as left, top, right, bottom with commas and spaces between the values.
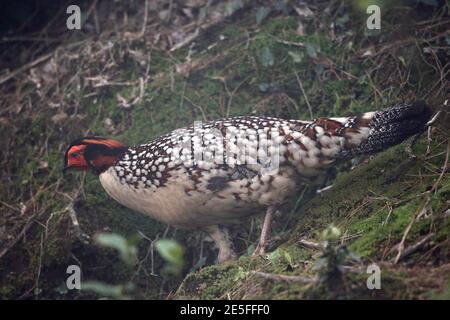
64, 101, 432, 262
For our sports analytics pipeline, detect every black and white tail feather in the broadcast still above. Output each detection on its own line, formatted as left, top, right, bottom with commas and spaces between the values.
337, 101, 431, 159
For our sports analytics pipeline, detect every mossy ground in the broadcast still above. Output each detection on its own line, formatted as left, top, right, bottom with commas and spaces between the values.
0, 1, 448, 299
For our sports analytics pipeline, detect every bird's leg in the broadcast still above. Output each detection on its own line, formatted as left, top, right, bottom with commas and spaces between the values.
205, 225, 237, 263
253, 206, 275, 256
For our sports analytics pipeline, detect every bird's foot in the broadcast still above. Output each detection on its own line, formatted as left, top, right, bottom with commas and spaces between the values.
218, 249, 237, 263
252, 240, 268, 257
205, 225, 237, 263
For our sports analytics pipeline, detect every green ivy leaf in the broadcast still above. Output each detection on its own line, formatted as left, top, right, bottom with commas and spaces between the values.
95, 233, 138, 265
283, 251, 293, 266
233, 267, 248, 281
288, 51, 304, 63
225, 0, 243, 17
256, 6, 271, 25
82, 281, 133, 300
259, 46, 275, 67
269, 249, 282, 263
155, 239, 185, 275
305, 43, 318, 59
322, 225, 341, 241
335, 13, 350, 27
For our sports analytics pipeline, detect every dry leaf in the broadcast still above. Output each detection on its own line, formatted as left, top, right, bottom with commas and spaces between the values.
51, 112, 68, 124
103, 118, 116, 133
296, 22, 305, 36
294, 5, 314, 18
117, 93, 131, 108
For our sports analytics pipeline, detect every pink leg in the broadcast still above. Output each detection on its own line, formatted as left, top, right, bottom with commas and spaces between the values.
253, 206, 275, 256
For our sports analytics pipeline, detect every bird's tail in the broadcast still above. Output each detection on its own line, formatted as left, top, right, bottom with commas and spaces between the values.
335, 101, 432, 159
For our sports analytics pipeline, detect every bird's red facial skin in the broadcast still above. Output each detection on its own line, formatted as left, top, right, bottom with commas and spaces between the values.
64, 137, 128, 174
65, 145, 89, 171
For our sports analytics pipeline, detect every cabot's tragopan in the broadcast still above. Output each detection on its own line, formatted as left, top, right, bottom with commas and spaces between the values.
63, 101, 432, 262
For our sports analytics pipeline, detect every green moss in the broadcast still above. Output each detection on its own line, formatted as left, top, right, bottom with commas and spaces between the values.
348, 201, 429, 257
260, 16, 297, 34
221, 24, 242, 38
177, 262, 245, 299
427, 281, 450, 300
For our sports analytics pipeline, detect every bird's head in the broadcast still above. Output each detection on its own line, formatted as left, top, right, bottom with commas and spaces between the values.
63, 136, 128, 175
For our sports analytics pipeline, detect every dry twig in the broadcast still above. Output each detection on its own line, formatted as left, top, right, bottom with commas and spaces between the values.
250, 271, 314, 284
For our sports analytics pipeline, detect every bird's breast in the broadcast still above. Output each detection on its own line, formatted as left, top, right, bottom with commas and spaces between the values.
99, 166, 206, 227
98, 165, 300, 229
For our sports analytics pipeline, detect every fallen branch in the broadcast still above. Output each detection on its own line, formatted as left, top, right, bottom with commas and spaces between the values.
429, 139, 450, 194
393, 233, 435, 263
0, 52, 53, 85
169, 28, 200, 52
298, 239, 321, 250
0, 212, 36, 259
394, 198, 431, 264
294, 71, 313, 120
67, 202, 90, 244
0, 37, 92, 85
250, 271, 314, 283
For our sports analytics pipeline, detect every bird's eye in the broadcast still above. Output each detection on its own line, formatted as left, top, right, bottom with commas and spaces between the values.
72, 151, 81, 158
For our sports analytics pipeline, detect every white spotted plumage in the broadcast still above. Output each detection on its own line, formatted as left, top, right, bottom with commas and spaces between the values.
61, 102, 429, 262
99, 114, 375, 229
